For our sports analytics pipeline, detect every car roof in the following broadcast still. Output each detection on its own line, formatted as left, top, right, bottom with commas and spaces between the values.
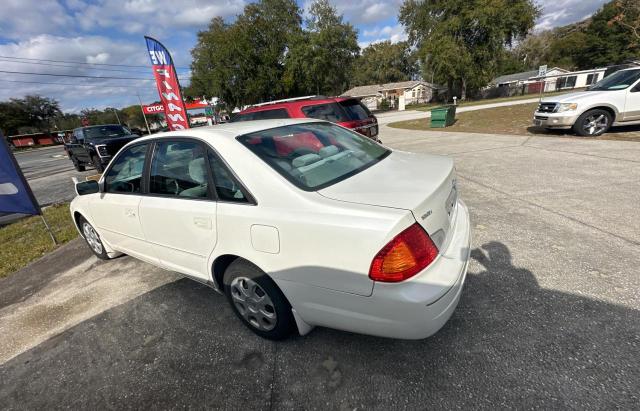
239, 96, 353, 113
134, 118, 327, 143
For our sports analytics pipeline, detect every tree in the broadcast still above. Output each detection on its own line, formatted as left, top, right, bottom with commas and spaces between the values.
0, 100, 29, 135
0, 95, 62, 135
352, 41, 418, 86
610, 0, 640, 40
15, 95, 62, 132
399, 0, 539, 99
189, 0, 302, 109
579, 1, 640, 68
283, 0, 359, 96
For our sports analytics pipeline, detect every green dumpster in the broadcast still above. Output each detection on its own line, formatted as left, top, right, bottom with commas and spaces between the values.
430, 105, 456, 128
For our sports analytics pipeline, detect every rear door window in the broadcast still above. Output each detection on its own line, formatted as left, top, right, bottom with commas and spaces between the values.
207, 151, 249, 203
301, 103, 348, 122
338, 99, 371, 120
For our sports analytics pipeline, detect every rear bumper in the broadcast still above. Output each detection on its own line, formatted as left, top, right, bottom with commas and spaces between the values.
533, 111, 578, 129
279, 199, 471, 339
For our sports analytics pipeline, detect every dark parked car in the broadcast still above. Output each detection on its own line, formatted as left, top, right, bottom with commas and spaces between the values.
64, 125, 140, 172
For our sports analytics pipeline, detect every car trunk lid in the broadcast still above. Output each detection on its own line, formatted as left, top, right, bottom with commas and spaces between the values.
318, 151, 457, 251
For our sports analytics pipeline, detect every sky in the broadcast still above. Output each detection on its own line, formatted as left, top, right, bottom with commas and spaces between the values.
0, 0, 608, 112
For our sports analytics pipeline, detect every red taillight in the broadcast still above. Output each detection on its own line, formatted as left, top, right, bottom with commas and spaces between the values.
369, 223, 439, 283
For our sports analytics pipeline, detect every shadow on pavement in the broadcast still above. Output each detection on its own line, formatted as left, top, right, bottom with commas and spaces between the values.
526, 123, 640, 140
0, 242, 637, 409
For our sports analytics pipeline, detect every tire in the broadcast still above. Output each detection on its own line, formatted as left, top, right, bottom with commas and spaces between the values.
78, 216, 110, 260
91, 155, 104, 173
573, 109, 612, 137
72, 158, 85, 172
223, 259, 295, 340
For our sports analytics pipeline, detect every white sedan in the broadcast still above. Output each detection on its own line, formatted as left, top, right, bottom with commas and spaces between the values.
70, 119, 471, 340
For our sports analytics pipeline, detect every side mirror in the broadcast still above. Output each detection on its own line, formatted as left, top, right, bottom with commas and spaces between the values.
75, 180, 100, 196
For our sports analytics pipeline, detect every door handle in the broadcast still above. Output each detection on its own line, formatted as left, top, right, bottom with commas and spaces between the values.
193, 217, 212, 230
124, 208, 136, 218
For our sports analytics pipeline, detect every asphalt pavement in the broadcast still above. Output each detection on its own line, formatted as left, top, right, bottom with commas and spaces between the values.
14, 145, 94, 205
0, 127, 639, 409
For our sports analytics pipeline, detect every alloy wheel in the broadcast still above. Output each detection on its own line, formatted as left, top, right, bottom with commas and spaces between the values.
82, 222, 103, 255
582, 114, 608, 136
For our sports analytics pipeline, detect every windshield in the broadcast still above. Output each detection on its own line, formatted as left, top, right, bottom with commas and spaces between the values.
84, 125, 131, 140
237, 122, 390, 191
588, 69, 640, 91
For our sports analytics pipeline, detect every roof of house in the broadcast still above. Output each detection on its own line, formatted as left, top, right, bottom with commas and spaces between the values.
492, 70, 539, 85
342, 80, 435, 97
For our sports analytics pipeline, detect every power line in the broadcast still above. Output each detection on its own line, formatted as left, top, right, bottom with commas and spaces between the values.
0, 69, 155, 81
0, 57, 190, 73
0, 55, 190, 70
0, 78, 157, 88
0, 57, 191, 74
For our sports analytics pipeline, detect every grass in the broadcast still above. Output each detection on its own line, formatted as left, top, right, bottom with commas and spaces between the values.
0, 203, 78, 278
406, 89, 581, 112
388, 102, 640, 142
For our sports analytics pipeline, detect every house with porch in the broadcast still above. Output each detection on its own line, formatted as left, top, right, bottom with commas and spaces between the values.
342, 80, 438, 111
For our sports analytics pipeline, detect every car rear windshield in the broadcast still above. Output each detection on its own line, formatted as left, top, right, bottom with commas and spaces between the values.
84, 125, 131, 140
588, 69, 640, 91
338, 99, 371, 120
237, 122, 390, 191
301, 103, 349, 122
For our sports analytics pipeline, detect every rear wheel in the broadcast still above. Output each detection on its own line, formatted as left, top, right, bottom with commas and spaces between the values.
573, 109, 612, 137
79, 216, 109, 260
91, 155, 104, 173
223, 259, 295, 340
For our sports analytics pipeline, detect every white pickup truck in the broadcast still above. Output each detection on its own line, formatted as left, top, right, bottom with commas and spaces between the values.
533, 67, 640, 136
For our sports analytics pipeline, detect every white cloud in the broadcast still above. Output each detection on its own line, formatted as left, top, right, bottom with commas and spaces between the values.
361, 24, 407, 46
0, 35, 160, 111
0, 0, 73, 39
535, 0, 607, 31
302, 0, 403, 25
73, 0, 246, 35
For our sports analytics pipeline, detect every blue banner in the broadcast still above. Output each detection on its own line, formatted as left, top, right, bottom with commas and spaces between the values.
0, 132, 41, 215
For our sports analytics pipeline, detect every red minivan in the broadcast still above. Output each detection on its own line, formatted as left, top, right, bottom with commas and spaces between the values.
232, 96, 380, 141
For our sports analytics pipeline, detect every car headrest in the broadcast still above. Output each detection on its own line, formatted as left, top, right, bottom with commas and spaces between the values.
292, 153, 322, 168
189, 157, 206, 184
319, 145, 339, 158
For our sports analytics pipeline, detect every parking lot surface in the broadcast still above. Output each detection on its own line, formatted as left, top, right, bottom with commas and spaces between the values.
0, 127, 638, 409
14, 145, 94, 206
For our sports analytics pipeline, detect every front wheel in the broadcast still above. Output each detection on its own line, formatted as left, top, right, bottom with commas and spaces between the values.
573, 109, 612, 137
223, 259, 295, 340
72, 158, 85, 172
79, 216, 109, 260
91, 155, 104, 173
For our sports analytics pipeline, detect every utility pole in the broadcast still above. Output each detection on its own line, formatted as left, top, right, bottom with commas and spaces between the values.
137, 92, 152, 134
112, 108, 122, 125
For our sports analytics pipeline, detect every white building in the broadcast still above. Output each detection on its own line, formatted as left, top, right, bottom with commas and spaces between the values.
342, 80, 438, 111
490, 67, 607, 92
530, 67, 607, 91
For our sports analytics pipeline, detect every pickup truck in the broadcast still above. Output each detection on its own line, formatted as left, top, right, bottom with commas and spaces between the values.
65, 125, 140, 172
533, 67, 640, 136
